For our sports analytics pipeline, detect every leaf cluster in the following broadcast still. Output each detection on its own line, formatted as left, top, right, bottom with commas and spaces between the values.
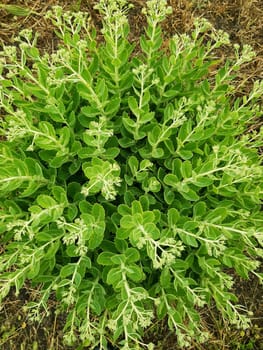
0, 0, 262, 349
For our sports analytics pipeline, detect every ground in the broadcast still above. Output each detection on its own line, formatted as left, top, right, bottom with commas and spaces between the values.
0, 0, 262, 349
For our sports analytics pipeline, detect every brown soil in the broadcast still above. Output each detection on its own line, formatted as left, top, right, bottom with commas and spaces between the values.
0, 1, 263, 349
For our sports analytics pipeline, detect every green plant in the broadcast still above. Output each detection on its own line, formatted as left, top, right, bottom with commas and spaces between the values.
0, 4, 37, 16
0, 0, 262, 348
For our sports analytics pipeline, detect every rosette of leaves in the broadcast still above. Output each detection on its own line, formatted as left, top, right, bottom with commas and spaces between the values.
0, 0, 262, 349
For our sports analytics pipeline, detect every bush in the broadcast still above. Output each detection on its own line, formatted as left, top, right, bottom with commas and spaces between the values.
0, 0, 262, 348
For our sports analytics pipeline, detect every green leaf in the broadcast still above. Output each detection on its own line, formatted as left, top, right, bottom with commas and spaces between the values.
92, 203, 105, 221
38, 121, 56, 137
44, 105, 65, 123
141, 111, 155, 124
131, 200, 143, 216
122, 116, 136, 134
178, 231, 198, 247
60, 264, 76, 278
148, 125, 161, 146
0, 4, 32, 16
157, 299, 167, 319
168, 208, 180, 226
199, 160, 215, 174
140, 35, 150, 53
140, 159, 153, 170
117, 204, 131, 216
178, 185, 200, 201
182, 189, 200, 201
96, 79, 108, 101
104, 147, 120, 159
205, 207, 228, 223
164, 188, 175, 205
107, 267, 122, 287
177, 149, 193, 160
27, 261, 40, 279
181, 161, 192, 179
45, 240, 60, 259
128, 156, 139, 176
168, 309, 183, 324
88, 222, 105, 250
97, 252, 115, 265
172, 159, 183, 179
0, 158, 46, 196
79, 107, 100, 125
192, 177, 214, 187
164, 174, 179, 187
152, 147, 164, 158
73, 272, 82, 288
50, 155, 69, 168
160, 267, 171, 287
35, 231, 58, 242
120, 215, 134, 229
128, 96, 140, 117
111, 254, 125, 265
14, 274, 26, 295
59, 127, 71, 147
36, 194, 57, 208
116, 227, 129, 240
77, 83, 92, 101
125, 248, 140, 263
193, 202, 207, 218
114, 239, 128, 253
147, 177, 161, 192
177, 120, 192, 142
126, 264, 144, 282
